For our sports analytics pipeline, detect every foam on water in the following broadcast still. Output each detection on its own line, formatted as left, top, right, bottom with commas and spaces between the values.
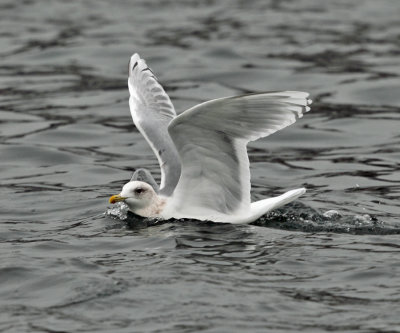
105, 202, 400, 235
105, 202, 129, 221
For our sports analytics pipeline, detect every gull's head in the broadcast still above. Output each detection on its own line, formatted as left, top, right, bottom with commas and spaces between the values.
109, 181, 158, 214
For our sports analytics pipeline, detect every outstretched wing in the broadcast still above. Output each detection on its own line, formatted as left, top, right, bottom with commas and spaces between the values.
128, 53, 181, 196
166, 91, 311, 218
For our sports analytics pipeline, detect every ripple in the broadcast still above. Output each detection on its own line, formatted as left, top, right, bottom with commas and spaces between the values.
105, 203, 400, 236
2, 0, 400, 332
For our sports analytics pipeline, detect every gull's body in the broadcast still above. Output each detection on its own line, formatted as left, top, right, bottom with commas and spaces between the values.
109, 53, 311, 224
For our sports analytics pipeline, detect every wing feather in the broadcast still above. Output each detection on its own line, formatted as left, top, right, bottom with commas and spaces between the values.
165, 91, 311, 219
128, 53, 181, 196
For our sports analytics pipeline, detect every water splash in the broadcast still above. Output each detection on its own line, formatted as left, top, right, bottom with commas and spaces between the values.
105, 202, 166, 228
254, 203, 400, 235
105, 202, 399, 235
105, 202, 129, 220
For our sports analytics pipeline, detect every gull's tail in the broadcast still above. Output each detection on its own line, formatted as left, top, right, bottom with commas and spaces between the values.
240, 188, 306, 224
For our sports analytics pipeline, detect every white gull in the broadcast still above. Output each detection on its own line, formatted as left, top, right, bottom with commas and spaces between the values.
109, 53, 312, 224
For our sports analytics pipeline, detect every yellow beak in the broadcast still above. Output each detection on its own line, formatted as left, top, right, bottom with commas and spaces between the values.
109, 194, 126, 204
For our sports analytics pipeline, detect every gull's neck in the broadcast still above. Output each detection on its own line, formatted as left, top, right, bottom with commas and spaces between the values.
134, 195, 167, 218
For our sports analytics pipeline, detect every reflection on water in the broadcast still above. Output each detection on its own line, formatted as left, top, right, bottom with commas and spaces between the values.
1, 0, 400, 332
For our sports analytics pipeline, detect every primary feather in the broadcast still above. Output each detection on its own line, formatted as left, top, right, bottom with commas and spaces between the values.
128, 54, 181, 196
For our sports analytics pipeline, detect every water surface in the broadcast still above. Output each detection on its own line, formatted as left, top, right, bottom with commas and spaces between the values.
1, 0, 399, 332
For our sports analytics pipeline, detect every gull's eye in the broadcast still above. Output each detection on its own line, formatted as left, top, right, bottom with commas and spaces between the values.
134, 188, 144, 195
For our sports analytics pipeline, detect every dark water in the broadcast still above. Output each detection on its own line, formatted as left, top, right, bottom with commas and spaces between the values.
1, 0, 400, 332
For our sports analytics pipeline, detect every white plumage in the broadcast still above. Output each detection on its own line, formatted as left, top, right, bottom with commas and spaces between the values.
109, 53, 311, 224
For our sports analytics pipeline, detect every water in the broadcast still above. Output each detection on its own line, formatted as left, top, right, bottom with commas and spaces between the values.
1, 0, 399, 331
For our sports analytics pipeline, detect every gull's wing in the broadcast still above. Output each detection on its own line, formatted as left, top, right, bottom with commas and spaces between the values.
166, 91, 312, 218
128, 53, 181, 196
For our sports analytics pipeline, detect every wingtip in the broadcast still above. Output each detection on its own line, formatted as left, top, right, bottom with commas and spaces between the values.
279, 91, 312, 112
131, 53, 141, 62
129, 53, 143, 75
285, 91, 309, 98
305, 96, 312, 112
128, 53, 147, 76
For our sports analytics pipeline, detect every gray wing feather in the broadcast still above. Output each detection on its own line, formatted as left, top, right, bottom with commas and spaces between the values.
131, 168, 160, 193
128, 53, 181, 196
167, 91, 312, 217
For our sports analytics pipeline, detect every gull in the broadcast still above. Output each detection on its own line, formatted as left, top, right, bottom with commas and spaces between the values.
109, 53, 311, 224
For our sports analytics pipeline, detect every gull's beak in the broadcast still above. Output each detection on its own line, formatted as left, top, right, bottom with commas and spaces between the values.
109, 194, 126, 204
